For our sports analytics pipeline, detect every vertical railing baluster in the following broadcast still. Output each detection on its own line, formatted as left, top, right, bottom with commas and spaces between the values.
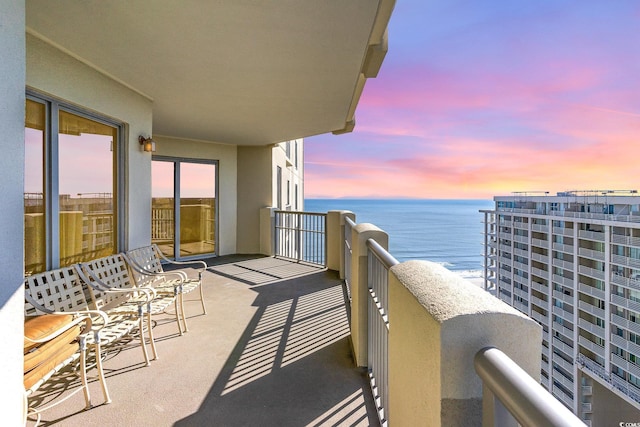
273, 210, 326, 267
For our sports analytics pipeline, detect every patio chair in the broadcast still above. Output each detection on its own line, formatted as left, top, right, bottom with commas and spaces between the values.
79, 254, 177, 360
124, 244, 207, 333
24, 267, 112, 424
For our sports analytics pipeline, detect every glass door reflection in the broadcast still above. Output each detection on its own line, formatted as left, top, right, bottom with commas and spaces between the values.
179, 163, 216, 258
151, 161, 175, 257
152, 159, 216, 259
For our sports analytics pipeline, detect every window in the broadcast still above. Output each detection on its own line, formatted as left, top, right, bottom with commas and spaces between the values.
25, 94, 122, 276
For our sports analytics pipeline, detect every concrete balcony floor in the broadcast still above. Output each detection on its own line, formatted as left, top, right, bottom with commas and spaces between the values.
30, 256, 377, 426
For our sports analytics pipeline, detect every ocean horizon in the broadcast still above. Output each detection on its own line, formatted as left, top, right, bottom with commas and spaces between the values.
305, 198, 494, 278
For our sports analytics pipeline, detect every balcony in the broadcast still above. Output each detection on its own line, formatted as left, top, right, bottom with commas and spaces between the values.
531, 223, 548, 233
578, 265, 605, 281
531, 238, 549, 248
577, 283, 605, 300
30, 255, 378, 425
578, 248, 604, 262
578, 230, 605, 242
24, 208, 588, 426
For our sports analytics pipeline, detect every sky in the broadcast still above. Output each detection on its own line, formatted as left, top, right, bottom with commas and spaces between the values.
304, 0, 640, 199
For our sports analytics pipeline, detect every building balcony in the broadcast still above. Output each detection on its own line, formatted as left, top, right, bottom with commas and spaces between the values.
577, 283, 606, 300
578, 336, 605, 358
611, 234, 640, 247
25, 208, 585, 426
578, 230, 605, 242
531, 252, 549, 263
552, 226, 573, 237
578, 300, 605, 320
554, 242, 575, 255
553, 353, 575, 374
578, 248, 605, 262
611, 294, 640, 313
531, 295, 548, 310
612, 254, 640, 270
531, 238, 549, 248
612, 313, 640, 336
552, 257, 574, 271
578, 318, 605, 340
552, 289, 574, 306
531, 266, 550, 280
552, 305, 574, 323
30, 255, 379, 425
531, 223, 548, 233
611, 273, 640, 292
578, 265, 605, 281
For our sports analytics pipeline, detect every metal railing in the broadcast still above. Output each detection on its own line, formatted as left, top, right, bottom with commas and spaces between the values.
475, 347, 586, 426
274, 210, 327, 267
366, 238, 398, 427
344, 217, 355, 302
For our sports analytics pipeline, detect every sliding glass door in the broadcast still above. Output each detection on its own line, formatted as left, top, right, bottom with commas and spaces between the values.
24, 95, 122, 276
151, 158, 217, 259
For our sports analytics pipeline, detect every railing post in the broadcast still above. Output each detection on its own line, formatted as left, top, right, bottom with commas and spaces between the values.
260, 207, 276, 256
326, 210, 354, 275
350, 223, 388, 367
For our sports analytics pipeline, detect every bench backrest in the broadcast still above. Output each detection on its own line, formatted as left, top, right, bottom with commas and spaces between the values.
125, 245, 166, 288
25, 266, 92, 316
80, 254, 135, 311
126, 245, 164, 275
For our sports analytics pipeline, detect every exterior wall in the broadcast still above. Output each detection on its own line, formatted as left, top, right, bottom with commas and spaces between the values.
591, 379, 640, 426
26, 33, 154, 250
483, 194, 640, 423
389, 271, 442, 426
153, 136, 238, 256
237, 145, 273, 254
272, 139, 304, 211
0, 1, 26, 423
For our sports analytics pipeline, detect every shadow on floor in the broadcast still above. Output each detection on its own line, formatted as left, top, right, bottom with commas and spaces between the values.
175, 258, 378, 426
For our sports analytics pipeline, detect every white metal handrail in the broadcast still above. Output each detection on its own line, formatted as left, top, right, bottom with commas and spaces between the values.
366, 238, 398, 427
475, 347, 586, 426
274, 210, 327, 267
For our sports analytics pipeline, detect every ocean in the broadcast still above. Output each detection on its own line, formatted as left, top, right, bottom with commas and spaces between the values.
304, 199, 494, 278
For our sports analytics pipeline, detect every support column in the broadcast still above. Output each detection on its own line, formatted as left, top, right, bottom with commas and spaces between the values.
326, 210, 354, 275
259, 207, 276, 256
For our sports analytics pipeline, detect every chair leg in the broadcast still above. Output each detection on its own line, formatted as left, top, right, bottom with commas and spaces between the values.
175, 298, 184, 336
93, 338, 112, 404
146, 311, 159, 360
138, 318, 151, 366
179, 293, 189, 333
79, 338, 92, 409
199, 282, 207, 315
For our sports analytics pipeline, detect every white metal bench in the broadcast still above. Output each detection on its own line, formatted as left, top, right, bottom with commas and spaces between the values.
124, 244, 207, 333
79, 253, 178, 360
24, 266, 113, 423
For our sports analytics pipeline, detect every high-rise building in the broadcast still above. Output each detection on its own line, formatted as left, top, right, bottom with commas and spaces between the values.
481, 191, 640, 425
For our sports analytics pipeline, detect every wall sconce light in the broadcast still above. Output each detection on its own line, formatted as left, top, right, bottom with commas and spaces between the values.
138, 135, 156, 152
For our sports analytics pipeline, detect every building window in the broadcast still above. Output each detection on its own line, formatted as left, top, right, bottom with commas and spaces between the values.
25, 94, 122, 276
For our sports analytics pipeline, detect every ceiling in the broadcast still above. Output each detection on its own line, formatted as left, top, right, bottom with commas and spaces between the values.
26, 0, 394, 145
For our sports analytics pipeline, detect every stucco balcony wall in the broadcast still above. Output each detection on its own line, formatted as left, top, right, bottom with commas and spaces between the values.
385, 261, 541, 425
